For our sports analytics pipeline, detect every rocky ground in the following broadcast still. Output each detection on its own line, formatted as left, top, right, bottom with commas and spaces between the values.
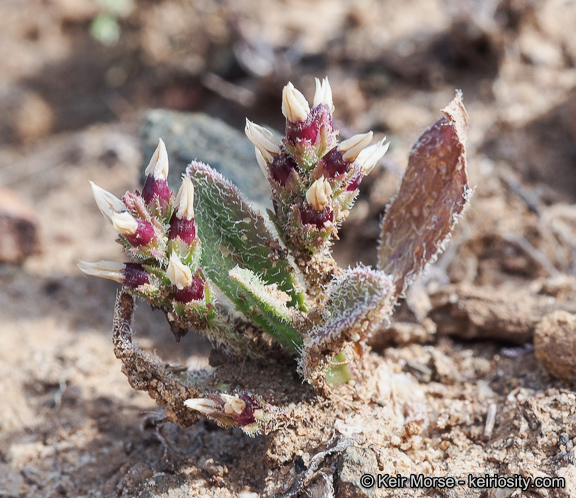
1, 0, 576, 496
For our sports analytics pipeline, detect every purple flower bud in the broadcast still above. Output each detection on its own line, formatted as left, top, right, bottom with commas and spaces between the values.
173, 275, 204, 303
123, 219, 156, 247
78, 260, 150, 289
231, 393, 260, 426
319, 147, 348, 177
269, 154, 299, 186
168, 214, 196, 243
168, 177, 196, 242
123, 263, 150, 288
142, 175, 170, 206
142, 138, 171, 208
285, 105, 334, 145
300, 204, 334, 229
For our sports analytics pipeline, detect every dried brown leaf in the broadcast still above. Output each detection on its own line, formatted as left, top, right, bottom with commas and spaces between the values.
378, 92, 471, 297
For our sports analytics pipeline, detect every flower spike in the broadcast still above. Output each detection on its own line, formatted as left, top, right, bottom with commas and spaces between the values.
81, 80, 470, 434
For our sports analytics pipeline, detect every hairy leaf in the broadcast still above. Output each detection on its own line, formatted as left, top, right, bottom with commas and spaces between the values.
307, 266, 394, 349
300, 267, 394, 386
378, 93, 470, 297
187, 161, 305, 345
229, 266, 302, 350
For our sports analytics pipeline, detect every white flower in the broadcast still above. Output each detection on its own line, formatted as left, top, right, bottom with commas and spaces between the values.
175, 177, 195, 220
77, 260, 125, 283
281, 82, 310, 122
184, 397, 218, 415
90, 181, 126, 224
166, 252, 193, 290
356, 138, 389, 175
144, 138, 169, 180
245, 119, 280, 162
312, 77, 334, 112
338, 132, 373, 162
306, 178, 332, 211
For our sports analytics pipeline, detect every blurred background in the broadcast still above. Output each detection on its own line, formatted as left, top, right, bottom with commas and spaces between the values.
1, 0, 576, 495
2, 0, 576, 269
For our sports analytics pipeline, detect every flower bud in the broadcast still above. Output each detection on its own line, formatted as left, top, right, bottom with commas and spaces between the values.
123, 263, 152, 288
142, 139, 170, 206
245, 120, 280, 162
144, 139, 169, 179
312, 77, 334, 112
111, 211, 155, 247
173, 276, 205, 303
306, 178, 332, 212
169, 178, 196, 243
300, 205, 334, 229
319, 147, 348, 177
175, 177, 194, 220
268, 154, 299, 186
166, 252, 204, 302
78, 260, 150, 288
281, 82, 310, 123
285, 103, 334, 146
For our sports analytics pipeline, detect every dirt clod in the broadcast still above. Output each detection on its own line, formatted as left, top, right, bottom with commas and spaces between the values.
0, 187, 40, 263
535, 311, 576, 381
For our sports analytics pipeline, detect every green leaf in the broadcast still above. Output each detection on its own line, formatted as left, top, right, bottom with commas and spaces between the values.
229, 266, 302, 350
187, 161, 306, 342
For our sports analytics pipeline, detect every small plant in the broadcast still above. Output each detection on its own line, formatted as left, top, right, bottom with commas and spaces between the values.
80, 78, 470, 435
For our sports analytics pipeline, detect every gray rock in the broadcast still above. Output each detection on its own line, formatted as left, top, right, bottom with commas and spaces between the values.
140, 110, 272, 210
